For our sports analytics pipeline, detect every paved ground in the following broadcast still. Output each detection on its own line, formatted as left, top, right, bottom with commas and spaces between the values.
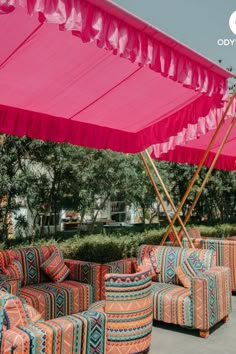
150, 295, 236, 354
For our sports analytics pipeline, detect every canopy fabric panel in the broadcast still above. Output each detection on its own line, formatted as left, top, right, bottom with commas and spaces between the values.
0, 0, 231, 153
151, 98, 236, 171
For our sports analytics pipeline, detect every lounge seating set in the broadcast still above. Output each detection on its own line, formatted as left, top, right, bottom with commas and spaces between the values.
0, 238, 234, 353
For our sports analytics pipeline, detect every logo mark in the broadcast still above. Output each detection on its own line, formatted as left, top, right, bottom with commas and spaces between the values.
229, 11, 236, 35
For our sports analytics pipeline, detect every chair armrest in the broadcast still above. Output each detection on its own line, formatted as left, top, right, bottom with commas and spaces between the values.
0, 276, 20, 296
1, 310, 107, 354
100, 258, 136, 300
192, 266, 231, 331
64, 259, 102, 302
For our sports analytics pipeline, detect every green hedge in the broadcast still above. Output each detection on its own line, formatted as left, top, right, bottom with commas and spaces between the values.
1, 224, 236, 263
59, 231, 164, 263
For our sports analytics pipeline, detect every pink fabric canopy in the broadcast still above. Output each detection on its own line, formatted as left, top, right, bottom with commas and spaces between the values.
151, 98, 236, 170
0, 0, 232, 153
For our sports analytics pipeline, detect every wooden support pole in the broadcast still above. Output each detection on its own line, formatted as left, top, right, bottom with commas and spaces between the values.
139, 152, 182, 246
144, 150, 194, 248
183, 113, 236, 226
163, 92, 236, 243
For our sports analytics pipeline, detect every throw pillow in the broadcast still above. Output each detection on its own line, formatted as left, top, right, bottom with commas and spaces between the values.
2, 259, 23, 284
176, 251, 207, 288
188, 228, 202, 239
149, 250, 161, 281
41, 252, 70, 282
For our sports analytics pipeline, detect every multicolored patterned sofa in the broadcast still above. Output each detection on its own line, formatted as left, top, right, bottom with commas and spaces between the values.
0, 290, 106, 354
0, 245, 101, 320
137, 245, 231, 337
182, 237, 236, 292
90, 265, 153, 354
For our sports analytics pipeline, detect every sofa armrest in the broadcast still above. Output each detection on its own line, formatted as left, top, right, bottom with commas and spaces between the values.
0, 276, 20, 296
1, 310, 107, 354
100, 258, 136, 300
192, 266, 231, 332
64, 259, 101, 302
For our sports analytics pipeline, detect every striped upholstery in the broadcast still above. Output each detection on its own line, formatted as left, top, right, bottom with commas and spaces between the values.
0, 276, 20, 296
90, 266, 153, 354
0, 292, 107, 354
100, 258, 136, 300
192, 267, 231, 331
183, 238, 236, 291
65, 259, 102, 302
187, 227, 202, 239
0, 246, 59, 286
137, 245, 231, 335
151, 283, 192, 327
137, 245, 216, 285
0, 246, 102, 321
20, 281, 93, 321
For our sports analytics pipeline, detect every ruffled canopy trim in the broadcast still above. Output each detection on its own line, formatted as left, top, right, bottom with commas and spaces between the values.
151, 97, 236, 159
0, 0, 230, 100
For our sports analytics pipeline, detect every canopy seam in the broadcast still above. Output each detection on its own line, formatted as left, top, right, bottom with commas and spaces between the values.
0, 23, 43, 69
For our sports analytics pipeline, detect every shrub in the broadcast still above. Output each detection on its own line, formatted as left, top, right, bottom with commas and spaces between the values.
2, 223, 236, 263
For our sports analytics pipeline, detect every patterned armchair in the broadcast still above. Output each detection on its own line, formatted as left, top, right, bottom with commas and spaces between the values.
90, 265, 153, 353
0, 290, 106, 354
0, 246, 101, 321
183, 236, 236, 292
138, 245, 231, 337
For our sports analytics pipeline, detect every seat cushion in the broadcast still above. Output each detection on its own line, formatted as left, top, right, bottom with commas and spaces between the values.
20, 281, 93, 320
151, 282, 193, 327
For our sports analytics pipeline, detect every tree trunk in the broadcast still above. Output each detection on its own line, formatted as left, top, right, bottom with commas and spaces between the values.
39, 213, 47, 238
91, 193, 110, 232
31, 212, 39, 243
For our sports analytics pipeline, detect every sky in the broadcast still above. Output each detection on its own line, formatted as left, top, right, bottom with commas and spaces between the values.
112, 0, 236, 74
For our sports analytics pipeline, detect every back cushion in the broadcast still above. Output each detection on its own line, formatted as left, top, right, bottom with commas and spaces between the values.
0, 249, 21, 271
0, 246, 61, 286
187, 228, 202, 239
19, 245, 61, 286
138, 245, 216, 285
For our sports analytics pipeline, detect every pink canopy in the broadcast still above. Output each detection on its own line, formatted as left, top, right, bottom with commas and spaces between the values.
0, 0, 232, 153
151, 98, 236, 171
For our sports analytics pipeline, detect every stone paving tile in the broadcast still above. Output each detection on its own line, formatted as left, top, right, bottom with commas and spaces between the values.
150, 296, 236, 354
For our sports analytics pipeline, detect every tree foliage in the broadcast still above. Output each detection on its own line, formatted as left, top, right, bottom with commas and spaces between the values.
0, 134, 236, 241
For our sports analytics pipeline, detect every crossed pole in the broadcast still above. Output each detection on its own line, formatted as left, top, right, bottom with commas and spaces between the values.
140, 92, 236, 247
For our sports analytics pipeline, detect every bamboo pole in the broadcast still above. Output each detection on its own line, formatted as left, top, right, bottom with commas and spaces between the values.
144, 150, 194, 248
182, 113, 236, 226
162, 92, 236, 244
139, 152, 182, 246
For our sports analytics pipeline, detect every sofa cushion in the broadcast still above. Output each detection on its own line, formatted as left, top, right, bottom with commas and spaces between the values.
175, 252, 207, 288
138, 245, 216, 285
0, 249, 21, 270
187, 227, 202, 239
20, 280, 93, 320
1, 259, 23, 284
151, 282, 192, 327
41, 252, 70, 283
16, 246, 60, 286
